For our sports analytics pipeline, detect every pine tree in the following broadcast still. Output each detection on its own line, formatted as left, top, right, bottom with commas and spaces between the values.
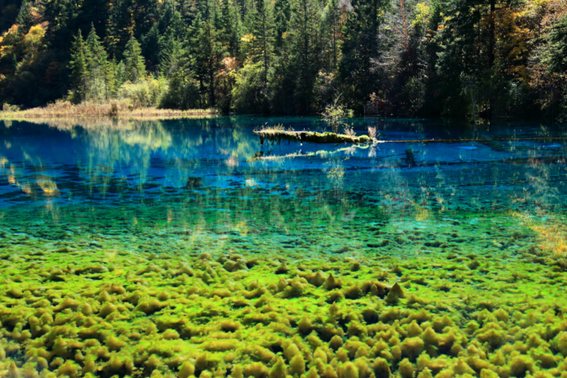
68, 30, 88, 103
321, 0, 340, 69
219, 0, 241, 58
190, 13, 226, 107
339, 0, 389, 112
543, 15, 567, 73
106, 0, 135, 59
273, 0, 291, 52
287, 0, 320, 113
86, 25, 111, 101
15, 0, 33, 31
240, 0, 273, 110
123, 35, 147, 83
141, 24, 161, 72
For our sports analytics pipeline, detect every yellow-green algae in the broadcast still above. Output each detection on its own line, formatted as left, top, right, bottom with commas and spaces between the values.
1, 245, 567, 378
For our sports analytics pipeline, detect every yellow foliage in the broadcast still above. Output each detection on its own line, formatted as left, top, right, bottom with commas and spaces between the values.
24, 24, 45, 53
241, 34, 254, 43
413, 3, 432, 27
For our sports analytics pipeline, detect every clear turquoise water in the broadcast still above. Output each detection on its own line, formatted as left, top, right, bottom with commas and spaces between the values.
1, 117, 567, 258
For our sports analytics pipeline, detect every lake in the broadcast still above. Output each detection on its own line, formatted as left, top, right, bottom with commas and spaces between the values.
1, 116, 566, 377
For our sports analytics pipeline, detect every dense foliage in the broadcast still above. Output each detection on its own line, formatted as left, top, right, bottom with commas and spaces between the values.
0, 0, 566, 120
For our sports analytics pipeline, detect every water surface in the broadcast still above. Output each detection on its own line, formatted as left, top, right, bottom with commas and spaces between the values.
1, 117, 567, 258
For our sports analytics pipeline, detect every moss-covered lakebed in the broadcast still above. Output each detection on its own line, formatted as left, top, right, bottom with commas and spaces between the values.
2, 234, 567, 378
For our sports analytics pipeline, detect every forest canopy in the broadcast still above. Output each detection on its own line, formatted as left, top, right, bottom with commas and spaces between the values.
0, 0, 566, 121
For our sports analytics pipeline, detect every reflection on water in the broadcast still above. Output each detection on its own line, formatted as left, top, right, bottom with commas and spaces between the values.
1, 117, 567, 261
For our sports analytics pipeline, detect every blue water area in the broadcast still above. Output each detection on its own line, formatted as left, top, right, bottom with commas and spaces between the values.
1, 117, 567, 257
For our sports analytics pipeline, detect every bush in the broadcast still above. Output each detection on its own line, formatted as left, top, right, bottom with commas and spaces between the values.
231, 61, 266, 113
2, 103, 20, 112
117, 76, 168, 108
322, 97, 354, 134
160, 75, 200, 110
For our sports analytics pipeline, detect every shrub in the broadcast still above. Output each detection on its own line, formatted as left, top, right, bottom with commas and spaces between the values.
117, 76, 168, 108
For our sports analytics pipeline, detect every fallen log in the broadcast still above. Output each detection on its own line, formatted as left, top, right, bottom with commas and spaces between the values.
254, 129, 372, 144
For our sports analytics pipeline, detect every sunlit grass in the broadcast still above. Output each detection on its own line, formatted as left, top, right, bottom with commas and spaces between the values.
0, 100, 217, 121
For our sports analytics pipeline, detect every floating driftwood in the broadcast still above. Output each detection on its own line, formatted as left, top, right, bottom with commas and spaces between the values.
254, 129, 372, 144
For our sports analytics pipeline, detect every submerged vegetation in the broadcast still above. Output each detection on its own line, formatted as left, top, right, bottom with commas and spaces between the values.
1, 236, 567, 378
0, 0, 566, 120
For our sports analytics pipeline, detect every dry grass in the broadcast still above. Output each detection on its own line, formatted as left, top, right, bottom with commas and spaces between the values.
0, 100, 217, 121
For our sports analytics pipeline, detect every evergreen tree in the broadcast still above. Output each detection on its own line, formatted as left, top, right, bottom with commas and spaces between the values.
321, 0, 340, 69
86, 25, 112, 101
15, 0, 33, 31
123, 35, 147, 83
190, 13, 225, 107
68, 30, 88, 103
77, 0, 109, 39
141, 23, 161, 71
158, 7, 185, 69
107, 0, 135, 59
339, 0, 389, 112
240, 0, 273, 110
219, 0, 241, 58
273, 0, 291, 52
543, 15, 567, 73
287, 0, 321, 113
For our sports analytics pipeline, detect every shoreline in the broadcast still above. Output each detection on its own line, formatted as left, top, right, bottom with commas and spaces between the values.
0, 101, 218, 122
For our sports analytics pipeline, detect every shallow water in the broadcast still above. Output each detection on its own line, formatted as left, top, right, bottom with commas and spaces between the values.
2, 116, 567, 377
2, 117, 567, 257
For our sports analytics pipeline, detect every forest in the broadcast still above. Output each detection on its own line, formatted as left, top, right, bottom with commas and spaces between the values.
0, 0, 566, 121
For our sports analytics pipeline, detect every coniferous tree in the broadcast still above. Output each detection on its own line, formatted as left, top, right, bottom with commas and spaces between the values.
107, 0, 135, 59
321, 0, 341, 70
238, 0, 273, 110
123, 35, 147, 83
287, 0, 320, 113
15, 0, 33, 31
68, 30, 88, 103
273, 0, 291, 52
158, 8, 185, 69
77, 0, 109, 39
339, 0, 389, 112
142, 24, 161, 71
543, 15, 567, 73
86, 25, 112, 101
219, 0, 241, 58
190, 12, 225, 107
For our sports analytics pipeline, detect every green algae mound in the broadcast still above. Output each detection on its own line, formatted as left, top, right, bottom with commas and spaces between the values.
1, 246, 567, 378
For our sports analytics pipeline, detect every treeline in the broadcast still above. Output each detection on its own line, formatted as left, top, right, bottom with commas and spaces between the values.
0, 0, 566, 120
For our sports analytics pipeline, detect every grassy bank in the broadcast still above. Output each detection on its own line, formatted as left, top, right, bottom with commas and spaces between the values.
0, 101, 217, 121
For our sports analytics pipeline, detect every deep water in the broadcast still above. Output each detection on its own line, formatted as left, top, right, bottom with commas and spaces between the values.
1, 116, 567, 377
